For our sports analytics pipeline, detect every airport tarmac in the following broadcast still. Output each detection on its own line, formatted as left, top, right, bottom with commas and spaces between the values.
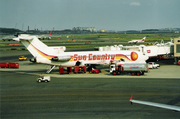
0, 50, 180, 119
1, 72, 180, 119
0, 51, 180, 79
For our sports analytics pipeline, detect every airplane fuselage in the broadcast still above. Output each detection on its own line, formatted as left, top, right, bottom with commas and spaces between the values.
13, 34, 148, 67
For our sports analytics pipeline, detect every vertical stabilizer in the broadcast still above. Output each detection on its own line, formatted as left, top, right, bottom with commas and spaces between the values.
142, 37, 146, 41
14, 35, 54, 60
50, 29, 53, 35
21, 36, 48, 58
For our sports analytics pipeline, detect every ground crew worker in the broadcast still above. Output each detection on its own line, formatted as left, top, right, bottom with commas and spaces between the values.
40, 74, 44, 79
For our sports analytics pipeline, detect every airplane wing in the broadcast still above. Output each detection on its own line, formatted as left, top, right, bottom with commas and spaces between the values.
129, 95, 180, 112
134, 41, 138, 44
128, 41, 134, 43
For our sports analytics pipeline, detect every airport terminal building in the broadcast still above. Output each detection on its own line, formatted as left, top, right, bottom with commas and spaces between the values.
72, 27, 96, 33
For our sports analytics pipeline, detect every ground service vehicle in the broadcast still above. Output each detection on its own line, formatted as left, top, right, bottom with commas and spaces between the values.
19, 56, 27, 61
0, 63, 9, 68
0, 62, 19, 68
59, 67, 72, 74
37, 76, 50, 83
109, 63, 148, 76
148, 62, 160, 69
89, 68, 100, 73
9, 63, 19, 68
178, 60, 180, 65
74, 66, 86, 73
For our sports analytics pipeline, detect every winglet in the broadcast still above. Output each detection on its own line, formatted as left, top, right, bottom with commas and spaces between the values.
130, 95, 133, 105
130, 95, 133, 101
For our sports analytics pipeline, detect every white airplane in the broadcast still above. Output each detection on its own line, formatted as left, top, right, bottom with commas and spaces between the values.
38, 29, 53, 40
130, 95, 180, 112
13, 34, 148, 73
13, 29, 53, 41
2, 36, 16, 41
128, 37, 146, 44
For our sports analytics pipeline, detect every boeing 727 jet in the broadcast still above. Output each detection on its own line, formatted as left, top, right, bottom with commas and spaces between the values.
13, 34, 148, 73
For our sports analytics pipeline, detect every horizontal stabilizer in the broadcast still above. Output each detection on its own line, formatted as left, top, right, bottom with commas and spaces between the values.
19, 37, 33, 40
13, 34, 34, 41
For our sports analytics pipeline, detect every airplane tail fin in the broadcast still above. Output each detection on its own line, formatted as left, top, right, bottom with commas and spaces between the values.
50, 29, 53, 35
13, 34, 67, 64
13, 34, 55, 63
130, 95, 133, 105
142, 37, 146, 41
130, 95, 133, 101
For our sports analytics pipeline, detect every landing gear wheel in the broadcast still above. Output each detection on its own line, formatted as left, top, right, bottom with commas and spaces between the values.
131, 72, 135, 76
113, 72, 116, 75
137, 72, 140, 76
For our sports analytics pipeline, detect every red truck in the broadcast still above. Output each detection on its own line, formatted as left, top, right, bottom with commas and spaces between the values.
9, 63, 19, 68
178, 60, 180, 65
0, 62, 19, 68
0, 63, 9, 68
59, 67, 72, 74
89, 68, 100, 73
74, 66, 86, 73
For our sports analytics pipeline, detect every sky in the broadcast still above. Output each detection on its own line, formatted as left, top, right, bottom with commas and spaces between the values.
0, 0, 180, 31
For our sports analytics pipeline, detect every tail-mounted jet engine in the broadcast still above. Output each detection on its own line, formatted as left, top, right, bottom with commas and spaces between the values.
51, 55, 72, 62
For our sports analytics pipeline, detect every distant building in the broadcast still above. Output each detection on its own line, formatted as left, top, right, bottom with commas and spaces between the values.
141, 28, 180, 33
126, 30, 140, 34
141, 29, 160, 33
0, 28, 22, 35
100, 29, 106, 32
72, 27, 96, 33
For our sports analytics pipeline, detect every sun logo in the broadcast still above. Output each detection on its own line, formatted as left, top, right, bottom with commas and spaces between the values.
131, 52, 138, 61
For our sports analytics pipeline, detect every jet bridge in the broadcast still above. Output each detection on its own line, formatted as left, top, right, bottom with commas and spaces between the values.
99, 39, 174, 60
174, 38, 180, 64
123, 40, 174, 58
